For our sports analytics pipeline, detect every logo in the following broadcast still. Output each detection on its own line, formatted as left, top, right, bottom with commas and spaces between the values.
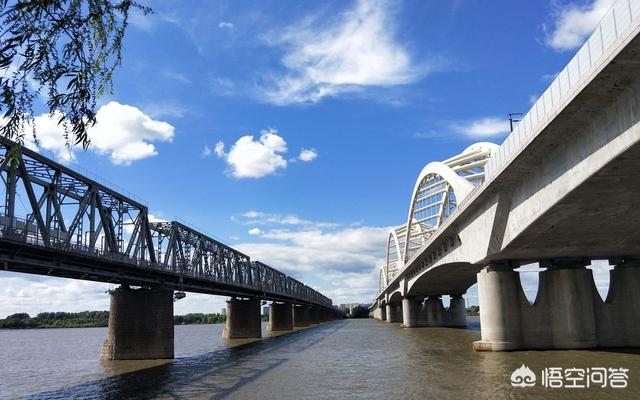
511, 365, 536, 387
509, 365, 629, 389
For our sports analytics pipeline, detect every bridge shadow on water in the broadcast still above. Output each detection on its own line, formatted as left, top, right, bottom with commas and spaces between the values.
29, 321, 348, 400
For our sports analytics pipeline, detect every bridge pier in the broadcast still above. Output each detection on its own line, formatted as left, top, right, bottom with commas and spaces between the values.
223, 297, 261, 339
386, 303, 402, 323
310, 307, 320, 325
267, 302, 293, 332
293, 304, 311, 328
100, 286, 174, 360
474, 260, 640, 351
401, 297, 421, 327
402, 295, 466, 328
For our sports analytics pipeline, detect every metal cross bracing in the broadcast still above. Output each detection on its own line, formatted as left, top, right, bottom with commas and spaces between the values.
0, 136, 332, 308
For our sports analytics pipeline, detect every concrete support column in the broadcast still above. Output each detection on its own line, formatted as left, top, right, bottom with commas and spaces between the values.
473, 265, 523, 351
539, 262, 597, 349
402, 297, 422, 328
448, 295, 467, 327
386, 303, 402, 323
222, 297, 261, 339
293, 304, 311, 328
100, 286, 174, 360
267, 302, 293, 332
598, 260, 640, 347
424, 296, 445, 326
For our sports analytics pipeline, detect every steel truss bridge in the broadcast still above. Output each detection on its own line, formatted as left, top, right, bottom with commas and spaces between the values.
0, 136, 331, 307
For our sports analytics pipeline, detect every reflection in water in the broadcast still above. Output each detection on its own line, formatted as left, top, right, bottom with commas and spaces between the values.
2, 318, 640, 399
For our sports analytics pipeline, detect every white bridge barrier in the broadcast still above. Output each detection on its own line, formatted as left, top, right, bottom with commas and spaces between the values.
485, 0, 640, 180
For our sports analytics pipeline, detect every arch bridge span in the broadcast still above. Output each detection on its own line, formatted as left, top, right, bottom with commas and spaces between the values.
372, 0, 640, 351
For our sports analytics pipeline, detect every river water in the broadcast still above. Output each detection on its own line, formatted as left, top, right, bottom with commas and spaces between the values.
1, 318, 640, 399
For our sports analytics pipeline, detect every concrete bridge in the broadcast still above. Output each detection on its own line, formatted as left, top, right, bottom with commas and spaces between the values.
0, 136, 341, 360
372, 0, 640, 351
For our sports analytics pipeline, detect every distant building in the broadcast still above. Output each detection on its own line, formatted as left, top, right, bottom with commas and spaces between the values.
220, 308, 226, 316
262, 306, 269, 316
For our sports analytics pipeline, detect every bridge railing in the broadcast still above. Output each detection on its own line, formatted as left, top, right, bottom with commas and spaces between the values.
0, 137, 332, 307
485, 0, 640, 181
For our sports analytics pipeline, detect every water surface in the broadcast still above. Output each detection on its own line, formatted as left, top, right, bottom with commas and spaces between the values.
2, 319, 640, 399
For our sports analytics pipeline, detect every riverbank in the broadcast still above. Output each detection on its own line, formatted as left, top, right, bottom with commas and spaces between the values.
0, 311, 241, 329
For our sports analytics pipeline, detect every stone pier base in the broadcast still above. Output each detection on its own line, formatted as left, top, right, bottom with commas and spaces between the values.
267, 302, 293, 332
223, 297, 261, 339
100, 286, 174, 360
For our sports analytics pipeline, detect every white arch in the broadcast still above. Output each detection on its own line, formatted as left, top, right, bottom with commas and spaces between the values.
386, 228, 403, 274
402, 161, 475, 261
378, 264, 388, 294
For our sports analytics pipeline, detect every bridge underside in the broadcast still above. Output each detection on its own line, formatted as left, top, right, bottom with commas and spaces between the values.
407, 262, 480, 297
498, 138, 640, 261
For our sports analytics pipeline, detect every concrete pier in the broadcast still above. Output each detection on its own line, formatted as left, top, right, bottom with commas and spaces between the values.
474, 260, 640, 351
473, 265, 524, 351
386, 303, 402, 323
223, 297, 261, 339
293, 304, 311, 328
401, 297, 421, 327
448, 295, 466, 327
402, 295, 467, 328
267, 302, 293, 332
100, 286, 174, 360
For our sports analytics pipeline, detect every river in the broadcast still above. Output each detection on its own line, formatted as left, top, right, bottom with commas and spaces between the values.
1, 318, 640, 399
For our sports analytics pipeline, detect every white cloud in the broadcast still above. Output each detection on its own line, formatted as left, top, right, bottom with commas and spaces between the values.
260, 0, 426, 105
214, 141, 225, 158
219, 129, 287, 178
161, 70, 191, 85
236, 225, 388, 275
218, 21, 234, 29
248, 227, 263, 236
213, 129, 315, 179
18, 101, 175, 165
298, 148, 318, 162
238, 211, 337, 228
544, 0, 614, 51
452, 117, 510, 138
88, 102, 175, 165
202, 145, 212, 158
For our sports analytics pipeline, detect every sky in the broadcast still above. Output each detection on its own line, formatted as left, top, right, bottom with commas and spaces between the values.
0, 0, 620, 317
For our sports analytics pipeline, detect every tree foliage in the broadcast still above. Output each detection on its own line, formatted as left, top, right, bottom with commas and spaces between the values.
0, 0, 150, 147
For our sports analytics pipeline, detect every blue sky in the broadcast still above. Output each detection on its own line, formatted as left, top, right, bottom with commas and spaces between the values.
0, 0, 618, 317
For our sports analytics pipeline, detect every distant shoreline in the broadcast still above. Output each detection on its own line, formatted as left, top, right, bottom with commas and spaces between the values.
0, 311, 241, 329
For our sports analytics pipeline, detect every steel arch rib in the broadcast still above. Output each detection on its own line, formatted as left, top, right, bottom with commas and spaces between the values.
402, 161, 475, 261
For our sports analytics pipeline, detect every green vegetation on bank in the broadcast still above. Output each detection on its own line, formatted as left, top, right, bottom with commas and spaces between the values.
346, 305, 370, 319
0, 311, 230, 329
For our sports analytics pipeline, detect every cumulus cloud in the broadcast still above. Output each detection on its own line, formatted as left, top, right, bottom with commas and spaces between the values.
452, 117, 510, 138
543, 0, 614, 51
260, 0, 426, 105
18, 101, 175, 165
298, 148, 318, 162
218, 21, 234, 29
213, 129, 316, 178
234, 211, 388, 276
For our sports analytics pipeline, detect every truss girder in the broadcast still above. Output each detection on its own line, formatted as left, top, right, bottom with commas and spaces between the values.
0, 137, 331, 307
